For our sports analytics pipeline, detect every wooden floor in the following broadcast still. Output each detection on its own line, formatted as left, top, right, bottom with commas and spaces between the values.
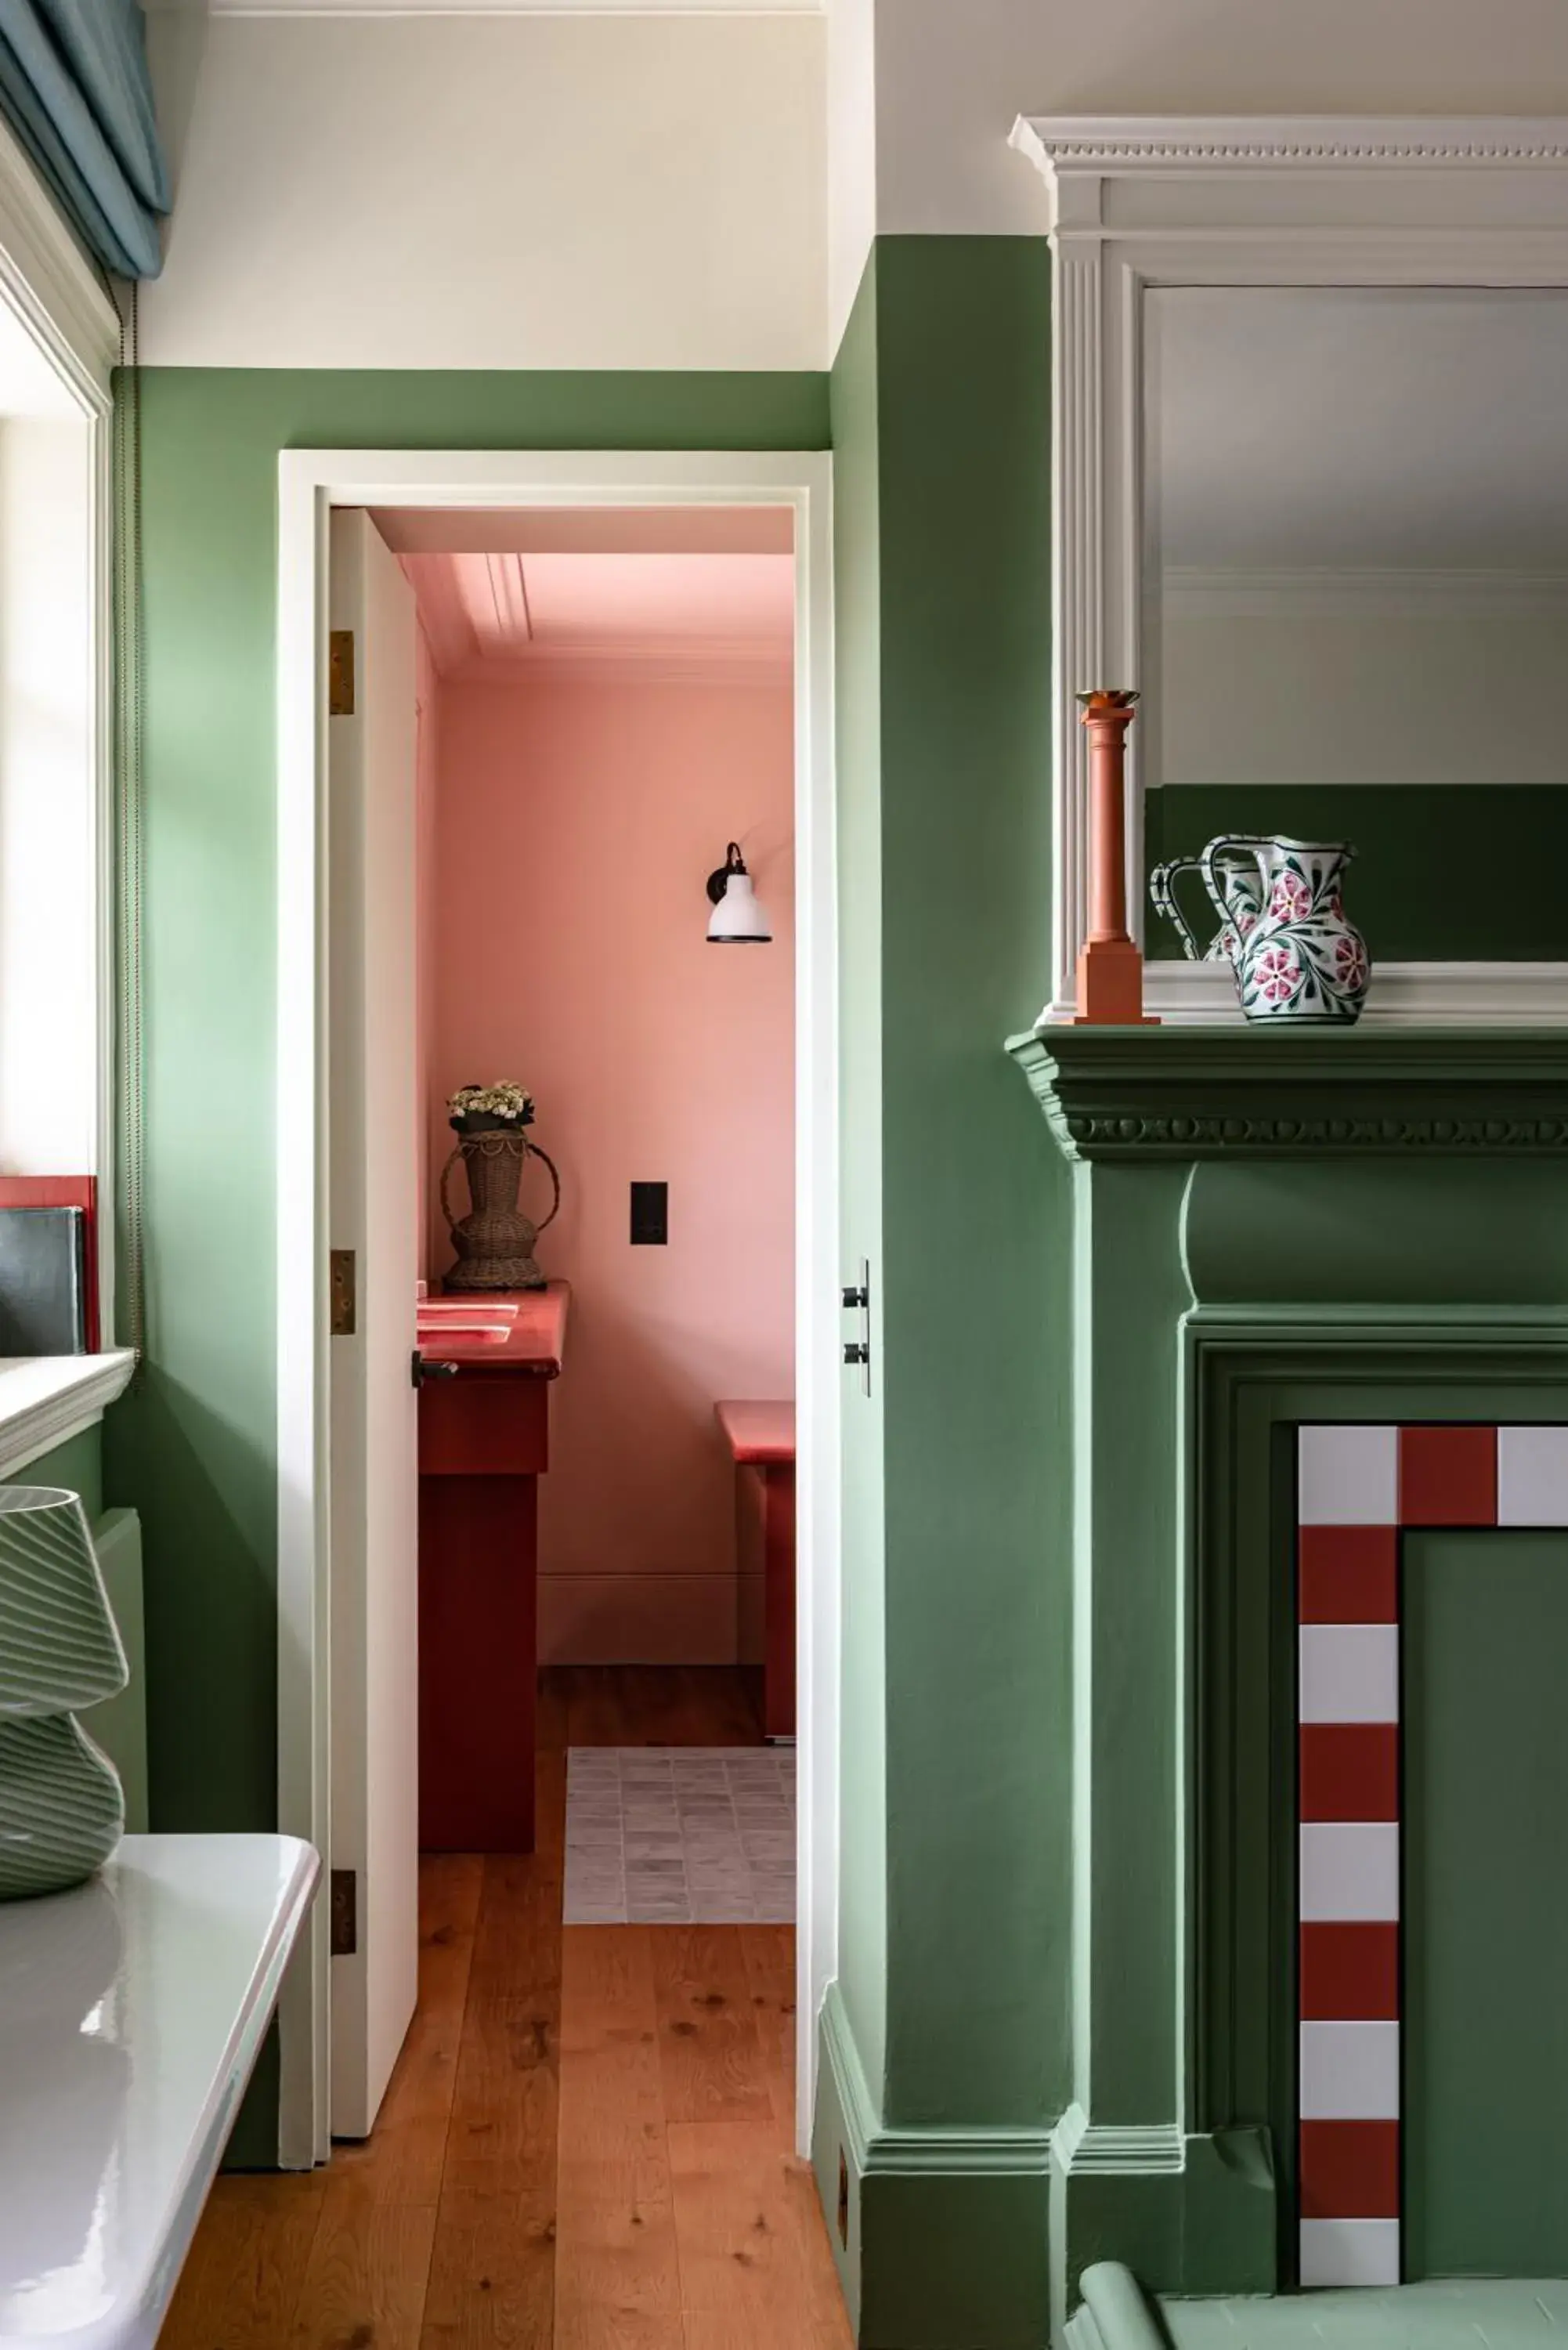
160, 1668, 853, 2349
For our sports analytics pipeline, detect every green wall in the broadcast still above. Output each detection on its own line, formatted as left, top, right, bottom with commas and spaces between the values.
872, 238, 1064, 2130
110, 368, 829, 1849
818, 239, 1068, 2350
1146, 784, 1568, 960
1404, 1528, 1568, 2279
13, 1426, 103, 1513
125, 307, 1068, 2322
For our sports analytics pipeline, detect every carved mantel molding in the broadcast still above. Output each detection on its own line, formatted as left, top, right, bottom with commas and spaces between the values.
1009, 1026, 1568, 1163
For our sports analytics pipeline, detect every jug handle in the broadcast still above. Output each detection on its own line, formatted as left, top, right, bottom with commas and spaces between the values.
1198, 833, 1272, 929
1147, 856, 1209, 963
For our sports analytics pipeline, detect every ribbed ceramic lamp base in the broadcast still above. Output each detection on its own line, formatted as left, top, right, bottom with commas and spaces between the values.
0, 1486, 128, 1900
0, 1716, 125, 1899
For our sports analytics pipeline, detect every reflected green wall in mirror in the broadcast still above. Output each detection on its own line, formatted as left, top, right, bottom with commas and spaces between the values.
1144, 784, 1568, 962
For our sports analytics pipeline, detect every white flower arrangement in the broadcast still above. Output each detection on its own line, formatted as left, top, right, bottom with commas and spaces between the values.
447, 1080, 536, 1128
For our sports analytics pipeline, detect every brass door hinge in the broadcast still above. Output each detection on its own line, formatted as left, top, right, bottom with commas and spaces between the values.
331, 1868, 357, 1957
329, 628, 356, 716
330, 1248, 356, 1336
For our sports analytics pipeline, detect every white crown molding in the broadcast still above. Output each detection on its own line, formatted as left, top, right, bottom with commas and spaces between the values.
0, 110, 117, 410
1008, 114, 1568, 1018
486, 552, 533, 644
457, 550, 533, 653
1164, 566, 1568, 619
197, 2, 822, 15
1042, 962, 1568, 1029
1010, 116, 1568, 179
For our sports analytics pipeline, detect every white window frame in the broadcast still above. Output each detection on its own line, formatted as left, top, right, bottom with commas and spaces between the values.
0, 113, 132, 1430
1011, 114, 1568, 1028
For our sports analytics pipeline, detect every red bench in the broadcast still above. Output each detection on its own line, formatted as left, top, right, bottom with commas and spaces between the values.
716, 1400, 795, 1741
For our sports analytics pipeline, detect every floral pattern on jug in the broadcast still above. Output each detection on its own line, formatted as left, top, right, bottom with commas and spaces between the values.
1200, 833, 1371, 1025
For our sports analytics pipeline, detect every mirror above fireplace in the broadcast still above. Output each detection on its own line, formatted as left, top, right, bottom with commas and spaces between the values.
1142, 285, 1568, 966
1010, 114, 1568, 1025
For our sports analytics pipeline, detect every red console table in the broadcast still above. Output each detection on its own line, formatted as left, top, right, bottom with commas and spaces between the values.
716, 1399, 795, 1741
417, 1283, 569, 1853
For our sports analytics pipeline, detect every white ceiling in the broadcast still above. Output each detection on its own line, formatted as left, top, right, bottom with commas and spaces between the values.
1151, 287, 1568, 577
404, 548, 795, 681
193, 2, 822, 16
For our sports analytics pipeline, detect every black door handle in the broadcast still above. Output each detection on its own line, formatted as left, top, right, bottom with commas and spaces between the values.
411, 1350, 462, 1389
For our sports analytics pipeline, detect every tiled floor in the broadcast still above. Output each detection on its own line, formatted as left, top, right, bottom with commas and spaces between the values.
563, 1744, 796, 1924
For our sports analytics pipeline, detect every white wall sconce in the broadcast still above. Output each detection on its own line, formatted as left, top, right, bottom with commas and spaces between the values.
705, 841, 773, 944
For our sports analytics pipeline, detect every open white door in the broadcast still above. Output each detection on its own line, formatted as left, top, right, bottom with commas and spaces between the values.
327, 508, 420, 2138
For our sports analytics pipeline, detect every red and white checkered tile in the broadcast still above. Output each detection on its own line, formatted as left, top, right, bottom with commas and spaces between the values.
1295, 1423, 1568, 2289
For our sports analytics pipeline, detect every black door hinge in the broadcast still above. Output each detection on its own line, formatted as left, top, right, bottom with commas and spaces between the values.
331, 1867, 357, 1957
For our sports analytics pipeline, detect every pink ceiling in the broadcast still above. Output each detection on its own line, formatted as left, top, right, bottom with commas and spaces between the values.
402, 547, 795, 682
375, 504, 793, 556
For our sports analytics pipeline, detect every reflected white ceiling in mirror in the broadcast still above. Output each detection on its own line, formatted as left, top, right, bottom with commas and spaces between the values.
1151, 287, 1568, 579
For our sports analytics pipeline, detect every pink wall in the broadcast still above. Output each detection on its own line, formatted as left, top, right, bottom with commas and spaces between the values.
428, 676, 795, 1664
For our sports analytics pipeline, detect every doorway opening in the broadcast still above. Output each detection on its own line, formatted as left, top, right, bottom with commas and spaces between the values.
274, 456, 839, 2318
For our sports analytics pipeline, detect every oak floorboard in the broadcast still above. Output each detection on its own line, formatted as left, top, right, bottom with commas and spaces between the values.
162, 1673, 846, 2350
669, 2121, 852, 2349
287, 2167, 439, 2350
553, 1926, 683, 2350
649, 1926, 774, 2129
536, 1667, 571, 1756
332, 1852, 485, 2205
421, 1823, 563, 2346
739, 1925, 797, 2149
559, 1665, 761, 1750
157, 2171, 327, 2349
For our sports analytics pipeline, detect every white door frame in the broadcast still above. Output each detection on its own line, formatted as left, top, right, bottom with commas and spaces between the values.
276, 448, 839, 2167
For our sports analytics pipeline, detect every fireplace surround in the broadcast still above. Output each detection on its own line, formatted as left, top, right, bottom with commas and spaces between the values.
1010, 1024, 1568, 2329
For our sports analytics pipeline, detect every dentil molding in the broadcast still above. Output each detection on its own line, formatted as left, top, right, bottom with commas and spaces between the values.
1010, 1026, 1568, 1163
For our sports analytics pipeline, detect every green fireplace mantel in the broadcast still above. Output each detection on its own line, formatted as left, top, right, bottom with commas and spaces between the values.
1005, 1015, 1568, 2331
1007, 1025, 1568, 1162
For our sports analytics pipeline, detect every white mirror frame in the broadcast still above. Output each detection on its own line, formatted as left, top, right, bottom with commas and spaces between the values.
1010, 114, 1568, 1026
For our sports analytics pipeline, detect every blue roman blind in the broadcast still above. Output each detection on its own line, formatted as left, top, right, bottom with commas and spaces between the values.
0, 1, 168, 280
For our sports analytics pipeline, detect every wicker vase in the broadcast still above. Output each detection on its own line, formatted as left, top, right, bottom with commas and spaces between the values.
0, 1487, 128, 1900
441, 1129, 561, 1292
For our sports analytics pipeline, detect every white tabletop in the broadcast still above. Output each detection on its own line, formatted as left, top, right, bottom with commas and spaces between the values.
0, 1834, 319, 2349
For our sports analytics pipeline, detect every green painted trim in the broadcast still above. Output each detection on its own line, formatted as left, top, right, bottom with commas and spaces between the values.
823, 1983, 1054, 2180
1042, 1124, 1568, 2325
1010, 1025, 1568, 1160
1054, 2106, 1183, 2175
816, 1984, 1053, 2348
1050, 2127, 1276, 2341
1184, 1323, 1568, 2278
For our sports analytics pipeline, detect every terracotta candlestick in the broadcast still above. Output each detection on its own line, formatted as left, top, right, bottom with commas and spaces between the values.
1074, 689, 1158, 1026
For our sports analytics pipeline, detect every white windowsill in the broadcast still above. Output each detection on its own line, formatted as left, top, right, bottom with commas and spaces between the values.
0, 1350, 136, 1479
